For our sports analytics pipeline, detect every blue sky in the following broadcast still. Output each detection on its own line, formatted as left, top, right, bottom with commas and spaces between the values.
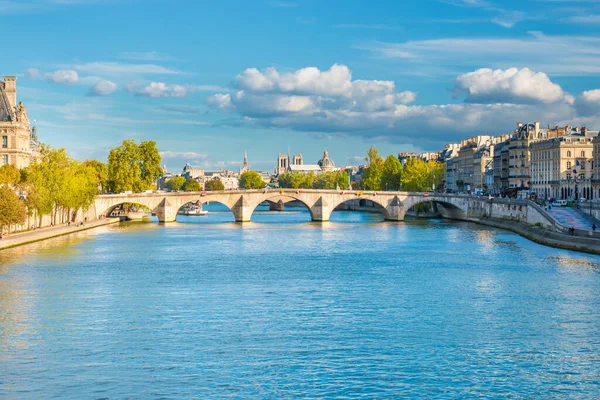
4, 0, 600, 172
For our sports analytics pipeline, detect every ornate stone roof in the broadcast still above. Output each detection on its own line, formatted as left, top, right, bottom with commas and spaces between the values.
317, 150, 335, 168
0, 82, 15, 122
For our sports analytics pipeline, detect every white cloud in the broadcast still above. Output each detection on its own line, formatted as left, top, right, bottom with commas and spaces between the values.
138, 82, 189, 98
45, 69, 80, 84
88, 79, 118, 96
118, 51, 177, 61
208, 64, 600, 147
361, 33, 600, 76
575, 89, 600, 117
26, 68, 40, 79
74, 62, 180, 76
454, 67, 564, 104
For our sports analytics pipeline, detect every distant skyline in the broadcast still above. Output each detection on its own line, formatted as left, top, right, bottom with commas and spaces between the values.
4, 0, 600, 172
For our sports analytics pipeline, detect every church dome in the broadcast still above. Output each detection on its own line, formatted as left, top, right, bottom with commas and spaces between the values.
317, 150, 335, 168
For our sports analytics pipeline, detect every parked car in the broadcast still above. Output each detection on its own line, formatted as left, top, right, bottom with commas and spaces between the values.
551, 200, 567, 207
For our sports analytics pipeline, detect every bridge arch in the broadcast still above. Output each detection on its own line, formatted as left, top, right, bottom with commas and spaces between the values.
249, 193, 316, 221
328, 195, 394, 221
403, 197, 467, 220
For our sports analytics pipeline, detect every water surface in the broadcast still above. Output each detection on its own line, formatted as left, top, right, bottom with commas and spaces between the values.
1, 206, 600, 398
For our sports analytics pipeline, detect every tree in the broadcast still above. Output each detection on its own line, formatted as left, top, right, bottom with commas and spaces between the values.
361, 147, 384, 190
83, 159, 108, 193
166, 176, 186, 191
278, 171, 314, 189
205, 179, 225, 191
183, 179, 201, 191
381, 155, 402, 191
313, 171, 349, 189
426, 160, 445, 191
0, 164, 20, 185
239, 171, 265, 189
107, 139, 162, 193
401, 158, 429, 192
0, 185, 26, 233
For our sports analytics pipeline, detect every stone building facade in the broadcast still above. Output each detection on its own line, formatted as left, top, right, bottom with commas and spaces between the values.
1, 76, 39, 168
529, 130, 598, 200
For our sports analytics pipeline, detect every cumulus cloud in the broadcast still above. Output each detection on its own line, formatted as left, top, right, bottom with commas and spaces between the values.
45, 69, 80, 85
137, 82, 188, 98
454, 67, 564, 104
88, 79, 118, 96
575, 89, 600, 117
213, 64, 418, 116
207, 64, 599, 146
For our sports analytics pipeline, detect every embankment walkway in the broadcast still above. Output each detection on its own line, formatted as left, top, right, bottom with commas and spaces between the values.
0, 218, 120, 250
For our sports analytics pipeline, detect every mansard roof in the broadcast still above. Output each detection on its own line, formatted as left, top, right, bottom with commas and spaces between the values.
0, 82, 15, 122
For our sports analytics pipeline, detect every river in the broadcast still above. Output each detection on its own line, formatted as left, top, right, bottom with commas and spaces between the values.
1, 205, 600, 398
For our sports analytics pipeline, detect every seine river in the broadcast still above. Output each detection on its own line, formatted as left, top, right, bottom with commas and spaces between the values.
2, 205, 600, 398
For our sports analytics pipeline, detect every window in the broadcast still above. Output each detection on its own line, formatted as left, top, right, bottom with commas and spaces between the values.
582, 151, 586, 157
1, 154, 8, 166
567, 151, 572, 157
581, 161, 586, 170
1, 135, 6, 148
567, 161, 572, 169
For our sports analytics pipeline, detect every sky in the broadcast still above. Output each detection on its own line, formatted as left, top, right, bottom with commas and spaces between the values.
3, 0, 600, 173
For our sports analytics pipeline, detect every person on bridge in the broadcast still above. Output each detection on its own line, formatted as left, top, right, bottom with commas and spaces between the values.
593, 224, 596, 232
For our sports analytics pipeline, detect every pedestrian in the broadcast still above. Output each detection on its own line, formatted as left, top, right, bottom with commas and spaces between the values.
593, 224, 596, 232
0, 232, 3, 240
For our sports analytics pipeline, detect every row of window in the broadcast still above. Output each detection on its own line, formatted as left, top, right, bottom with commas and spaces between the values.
531, 150, 590, 160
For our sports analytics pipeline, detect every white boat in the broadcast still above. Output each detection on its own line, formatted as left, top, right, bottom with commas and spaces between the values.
179, 205, 208, 216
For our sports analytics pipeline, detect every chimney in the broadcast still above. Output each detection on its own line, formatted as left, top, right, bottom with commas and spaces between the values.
517, 122, 523, 128
534, 121, 540, 134
3, 76, 17, 109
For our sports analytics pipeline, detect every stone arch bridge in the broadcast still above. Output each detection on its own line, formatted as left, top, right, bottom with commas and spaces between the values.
93, 189, 476, 223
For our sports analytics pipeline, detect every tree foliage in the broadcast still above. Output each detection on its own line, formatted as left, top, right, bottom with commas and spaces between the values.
313, 171, 349, 190
23, 146, 99, 224
0, 164, 20, 185
183, 179, 201, 191
205, 179, 225, 191
0, 185, 26, 231
239, 171, 265, 189
107, 140, 162, 193
361, 147, 384, 190
278, 171, 314, 189
83, 159, 108, 193
166, 176, 186, 191
381, 155, 402, 191
401, 159, 445, 192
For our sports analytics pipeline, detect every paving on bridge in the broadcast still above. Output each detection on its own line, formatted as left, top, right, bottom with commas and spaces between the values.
547, 207, 598, 231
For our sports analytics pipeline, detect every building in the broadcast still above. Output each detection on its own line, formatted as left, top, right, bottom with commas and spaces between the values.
317, 150, 336, 172
530, 128, 598, 201
182, 163, 204, 181
239, 149, 249, 174
454, 135, 495, 192
1, 76, 39, 168
492, 139, 510, 195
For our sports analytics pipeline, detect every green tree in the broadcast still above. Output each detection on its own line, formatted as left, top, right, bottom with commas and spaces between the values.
313, 171, 349, 189
83, 159, 108, 193
183, 179, 201, 191
0, 185, 26, 233
0, 164, 20, 185
205, 179, 225, 191
138, 140, 162, 189
107, 139, 162, 193
426, 160, 445, 191
401, 158, 429, 191
166, 176, 186, 191
381, 155, 402, 191
361, 147, 384, 190
278, 171, 314, 189
239, 171, 265, 189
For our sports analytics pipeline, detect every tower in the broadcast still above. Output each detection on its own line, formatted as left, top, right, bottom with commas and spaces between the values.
277, 154, 289, 175
3, 76, 16, 109
240, 149, 249, 174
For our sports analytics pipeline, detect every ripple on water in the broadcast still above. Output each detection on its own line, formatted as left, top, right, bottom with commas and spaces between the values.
1, 211, 600, 398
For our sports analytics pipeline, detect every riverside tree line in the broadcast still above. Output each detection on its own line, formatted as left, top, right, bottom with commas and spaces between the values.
277, 147, 444, 192
0, 139, 163, 233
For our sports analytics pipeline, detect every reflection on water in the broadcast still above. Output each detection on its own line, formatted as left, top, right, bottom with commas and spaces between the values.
1, 209, 600, 398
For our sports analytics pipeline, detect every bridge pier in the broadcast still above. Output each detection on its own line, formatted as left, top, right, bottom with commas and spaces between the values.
310, 197, 333, 222
269, 200, 285, 212
383, 196, 406, 221
232, 195, 253, 222
156, 198, 178, 223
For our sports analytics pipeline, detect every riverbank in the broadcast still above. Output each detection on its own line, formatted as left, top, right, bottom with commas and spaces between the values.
0, 218, 120, 250
472, 217, 600, 255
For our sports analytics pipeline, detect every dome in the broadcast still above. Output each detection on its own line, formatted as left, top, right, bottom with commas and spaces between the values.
317, 150, 335, 168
